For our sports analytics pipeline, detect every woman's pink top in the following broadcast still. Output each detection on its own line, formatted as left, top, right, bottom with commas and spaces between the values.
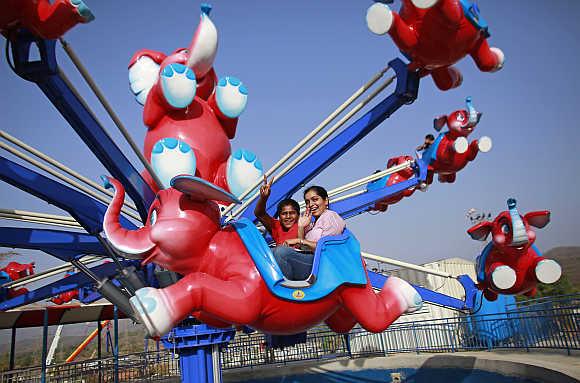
304, 210, 346, 242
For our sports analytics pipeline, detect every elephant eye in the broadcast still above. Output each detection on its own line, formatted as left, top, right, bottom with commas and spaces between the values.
501, 223, 510, 234
456, 112, 465, 122
149, 209, 158, 226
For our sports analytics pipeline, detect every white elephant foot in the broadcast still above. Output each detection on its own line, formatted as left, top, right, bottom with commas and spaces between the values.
535, 259, 561, 284
227, 149, 263, 198
491, 265, 516, 290
411, 0, 439, 9
366, 3, 393, 36
454, 136, 469, 154
490, 47, 505, 72
130, 287, 174, 338
385, 276, 423, 314
160, 63, 197, 108
215, 76, 248, 118
151, 138, 197, 189
478, 136, 492, 153
129, 56, 159, 105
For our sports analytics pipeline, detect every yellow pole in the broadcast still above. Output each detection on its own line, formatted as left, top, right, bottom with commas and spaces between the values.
65, 320, 110, 363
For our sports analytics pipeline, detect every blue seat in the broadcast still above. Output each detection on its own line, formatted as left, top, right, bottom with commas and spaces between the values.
232, 218, 367, 302
420, 132, 445, 165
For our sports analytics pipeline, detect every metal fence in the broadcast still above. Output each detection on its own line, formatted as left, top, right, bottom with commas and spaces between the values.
1, 295, 578, 382
0, 350, 180, 383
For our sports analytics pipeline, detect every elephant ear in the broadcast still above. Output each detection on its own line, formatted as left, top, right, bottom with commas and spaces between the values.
524, 210, 550, 228
171, 175, 240, 204
467, 221, 493, 241
433, 115, 447, 131
128, 53, 162, 106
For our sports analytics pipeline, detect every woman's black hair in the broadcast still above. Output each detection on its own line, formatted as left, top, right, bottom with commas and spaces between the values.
276, 198, 300, 217
303, 185, 328, 200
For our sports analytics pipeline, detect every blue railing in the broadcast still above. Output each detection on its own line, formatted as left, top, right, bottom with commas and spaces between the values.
1, 295, 578, 381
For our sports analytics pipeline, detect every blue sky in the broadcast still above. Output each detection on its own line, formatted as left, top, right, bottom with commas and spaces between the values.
1, 1, 579, 278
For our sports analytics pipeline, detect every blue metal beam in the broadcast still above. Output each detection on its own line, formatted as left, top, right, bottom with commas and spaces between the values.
0, 156, 136, 234
333, 159, 427, 219
0, 261, 130, 310
0, 227, 106, 262
8, 30, 154, 222
367, 270, 474, 311
241, 58, 420, 220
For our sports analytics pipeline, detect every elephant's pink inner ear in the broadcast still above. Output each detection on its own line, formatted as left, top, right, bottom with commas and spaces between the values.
467, 222, 492, 241
525, 211, 550, 228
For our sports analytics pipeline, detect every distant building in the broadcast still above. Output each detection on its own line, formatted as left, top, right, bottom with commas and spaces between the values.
389, 257, 477, 322
350, 257, 477, 354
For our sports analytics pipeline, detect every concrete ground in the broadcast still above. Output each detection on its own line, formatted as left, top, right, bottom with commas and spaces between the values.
223, 350, 580, 382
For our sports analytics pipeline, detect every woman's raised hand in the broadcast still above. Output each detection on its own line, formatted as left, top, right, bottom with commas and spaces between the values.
298, 207, 312, 228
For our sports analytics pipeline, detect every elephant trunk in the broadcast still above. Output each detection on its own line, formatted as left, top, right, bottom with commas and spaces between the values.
465, 96, 481, 127
185, 4, 218, 79
507, 198, 528, 246
101, 176, 155, 257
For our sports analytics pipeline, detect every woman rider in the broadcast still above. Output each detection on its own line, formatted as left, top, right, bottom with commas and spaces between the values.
274, 185, 345, 280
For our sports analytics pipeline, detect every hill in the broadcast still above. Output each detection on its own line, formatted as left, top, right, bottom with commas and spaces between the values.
543, 246, 580, 288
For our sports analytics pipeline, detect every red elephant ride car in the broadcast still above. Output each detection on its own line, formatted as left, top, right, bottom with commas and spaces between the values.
50, 272, 79, 305
421, 97, 491, 184
0, 261, 35, 299
102, 176, 423, 338
367, 155, 419, 212
1, 0, 94, 40
365, 0, 504, 90
128, 4, 262, 199
468, 198, 561, 301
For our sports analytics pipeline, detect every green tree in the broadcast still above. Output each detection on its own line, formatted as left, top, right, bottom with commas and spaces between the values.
0, 251, 19, 261
536, 274, 578, 297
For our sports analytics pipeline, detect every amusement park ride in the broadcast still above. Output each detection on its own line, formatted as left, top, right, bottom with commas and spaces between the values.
0, 1, 564, 382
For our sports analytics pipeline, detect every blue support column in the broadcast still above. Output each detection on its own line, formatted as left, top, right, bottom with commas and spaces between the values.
162, 319, 235, 383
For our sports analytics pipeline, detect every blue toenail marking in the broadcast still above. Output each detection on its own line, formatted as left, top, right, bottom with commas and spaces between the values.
201, 3, 212, 15
172, 63, 186, 74
162, 66, 174, 77
228, 77, 241, 86
71, 0, 80, 5
179, 141, 191, 153
233, 149, 243, 160
415, 294, 422, 305
239, 84, 248, 95
140, 293, 157, 313
152, 142, 164, 154
218, 78, 227, 87
163, 137, 178, 149
242, 150, 256, 162
254, 160, 263, 171
186, 70, 196, 80
100, 175, 112, 189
